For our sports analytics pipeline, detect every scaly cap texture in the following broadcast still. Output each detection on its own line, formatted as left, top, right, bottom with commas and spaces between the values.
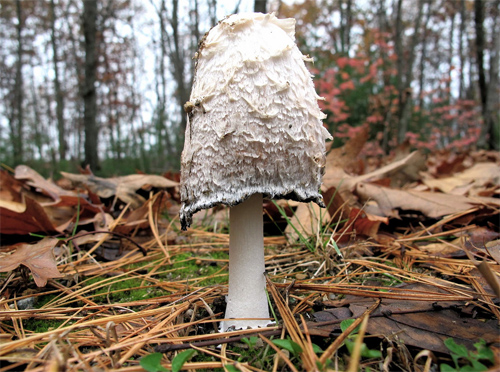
180, 12, 332, 229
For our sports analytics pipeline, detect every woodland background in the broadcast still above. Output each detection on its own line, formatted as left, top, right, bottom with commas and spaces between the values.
0, 0, 499, 176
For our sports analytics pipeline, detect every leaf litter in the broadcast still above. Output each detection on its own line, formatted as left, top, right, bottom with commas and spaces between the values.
0, 142, 499, 371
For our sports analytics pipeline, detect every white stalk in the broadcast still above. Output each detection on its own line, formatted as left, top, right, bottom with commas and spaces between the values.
220, 193, 271, 331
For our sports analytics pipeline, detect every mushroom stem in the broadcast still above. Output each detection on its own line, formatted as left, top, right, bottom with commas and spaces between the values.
220, 193, 271, 331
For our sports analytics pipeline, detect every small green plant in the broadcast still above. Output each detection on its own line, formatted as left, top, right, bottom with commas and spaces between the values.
272, 337, 323, 357
440, 338, 494, 372
340, 319, 382, 359
272, 338, 304, 356
271, 200, 343, 256
241, 336, 259, 348
140, 353, 168, 372
140, 350, 196, 372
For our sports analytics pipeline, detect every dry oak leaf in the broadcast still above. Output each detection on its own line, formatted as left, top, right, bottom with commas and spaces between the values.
308, 283, 500, 354
0, 238, 63, 287
61, 172, 178, 209
0, 169, 26, 203
285, 202, 328, 242
0, 195, 59, 235
14, 165, 75, 202
12, 166, 104, 216
335, 207, 388, 243
355, 182, 500, 219
288, 152, 413, 241
422, 162, 500, 195
323, 151, 425, 199
115, 190, 171, 234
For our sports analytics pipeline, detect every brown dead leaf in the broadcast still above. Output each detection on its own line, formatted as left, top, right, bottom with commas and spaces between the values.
0, 347, 38, 364
0, 169, 25, 203
417, 238, 464, 257
367, 309, 498, 354
323, 186, 351, 220
14, 165, 76, 202
485, 239, 500, 264
115, 191, 171, 234
387, 150, 427, 187
0, 195, 59, 235
71, 213, 114, 246
285, 202, 329, 242
61, 172, 178, 209
0, 238, 63, 287
335, 207, 387, 243
423, 162, 500, 195
323, 151, 426, 204
12, 166, 105, 217
326, 125, 369, 171
308, 283, 499, 354
429, 151, 468, 176
355, 182, 500, 219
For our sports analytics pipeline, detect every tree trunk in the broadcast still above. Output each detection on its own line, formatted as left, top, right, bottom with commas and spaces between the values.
458, 0, 466, 100
50, 0, 67, 161
446, 7, 456, 103
345, 0, 352, 51
339, 0, 352, 54
169, 0, 191, 156
474, 0, 487, 112
82, 0, 99, 171
397, 0, 425, 144
392, 0, 404, 147
31, 71, 44, 160
479, 0, 500, 150
378, 0, 391, 153
417, 0, 432, 110
254, 0, 266, 13
191, 0, 200, 83
156, 0, 173, 163
63, 0, 85, 160
11, 0, 24, 164
208, 0, 217, 27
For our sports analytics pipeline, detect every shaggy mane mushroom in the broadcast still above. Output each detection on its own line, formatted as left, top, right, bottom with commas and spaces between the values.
180, 12, 332, 331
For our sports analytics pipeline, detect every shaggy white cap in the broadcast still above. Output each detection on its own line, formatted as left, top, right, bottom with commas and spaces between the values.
180, 12, 332, 229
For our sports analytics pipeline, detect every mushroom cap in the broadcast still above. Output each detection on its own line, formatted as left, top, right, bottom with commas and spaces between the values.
180, 12, 332, 230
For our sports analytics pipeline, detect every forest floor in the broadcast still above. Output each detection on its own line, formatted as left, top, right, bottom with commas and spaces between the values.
1, 131, 499, 371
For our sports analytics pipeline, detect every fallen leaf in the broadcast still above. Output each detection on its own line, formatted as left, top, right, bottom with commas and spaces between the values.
355, 182, 500, 219
429, 151, 467, 176
308, 283, 499, 354
323, 186, 351, 220
0, 348, 38, 364
326, 125, 369, 171
335, 207, 387, 243
485, 239, 500, 264
386, 149, 427, 187
15, 165, 75, 202
0, 238, 63, 287
71, 213, 114, 246
287, 150, 423, 242
61, 172, 178, 209
0, 169, 25, 203
11, 166, 105, 218
285, 202, 329, 242
115, 191, 171, 234
417, 238, 464, 258
323, 151, 426, 201
423, 163, 500, 195
0, 195, 59, 235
